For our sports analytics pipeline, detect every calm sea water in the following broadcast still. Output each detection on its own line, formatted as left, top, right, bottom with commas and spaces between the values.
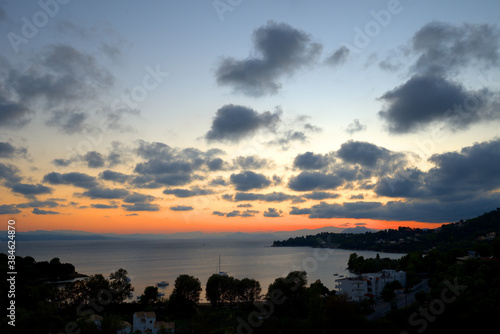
15, 239, 403, 302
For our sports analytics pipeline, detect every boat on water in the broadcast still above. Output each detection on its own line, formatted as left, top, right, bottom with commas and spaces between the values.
217, 254, 228, 276
333, 273, 339, 276
156, 281, 169, 287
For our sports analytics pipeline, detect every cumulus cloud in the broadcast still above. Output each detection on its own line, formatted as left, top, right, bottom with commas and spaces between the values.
16, 200, 59, 208
10, 183, 52, 197
0, 142, 27, 159
288, 171, 343, 191
91, 204, 119, 209
163, 187, 214, 198
215, 21, 322, 96
293, 152, 332, 170
169, 205, 193, 211
52, 159, 72, 167
302, 192, 340, 200
0, 204, 21, 215
32, 208, 60, 215
325, 46, 350, 67
411, 22, 500, 76
123, 203, 160, 212
337, 140, 391, 167
230, 171, 271, 191
378, 75, 497, 133
100, 170, 130, 183
83, 151, 105, 168
43, 172, 99, 189
263, 208, 283, 218
81, 187, 129, 199
213, 210, 259, 218
0, 90, 31, 128
224, 191, 304, 203
123, 192, 155, 203
45, 109, 88, 134
345, 119, 367, 135
205, 104, 281, 143
233, 155, 272, 170
0, 162, 22, 184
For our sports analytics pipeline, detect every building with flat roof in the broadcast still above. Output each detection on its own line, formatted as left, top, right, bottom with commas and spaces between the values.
335, 269, 406, 301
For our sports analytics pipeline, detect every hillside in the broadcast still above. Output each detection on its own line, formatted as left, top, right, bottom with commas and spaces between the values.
273, 208, 500, 253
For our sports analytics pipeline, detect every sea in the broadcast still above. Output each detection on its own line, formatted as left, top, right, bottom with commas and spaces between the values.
14, 239, 403, 302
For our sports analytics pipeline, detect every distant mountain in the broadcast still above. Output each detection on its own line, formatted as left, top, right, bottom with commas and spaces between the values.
341, 226, 376, 234
3, 226, 347, 242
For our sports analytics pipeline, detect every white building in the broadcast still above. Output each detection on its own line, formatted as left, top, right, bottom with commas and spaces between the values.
132, 311, 175, 334
335, 269, 406, 301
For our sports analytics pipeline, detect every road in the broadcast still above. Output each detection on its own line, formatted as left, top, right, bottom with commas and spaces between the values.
365, 279, 430, 321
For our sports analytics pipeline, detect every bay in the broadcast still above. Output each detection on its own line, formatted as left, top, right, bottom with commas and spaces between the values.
15, 239, 403, 302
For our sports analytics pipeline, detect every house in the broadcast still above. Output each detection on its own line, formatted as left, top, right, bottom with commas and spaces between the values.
335, 269, 406, 301
116, 321, 132, 334
132, 311, 175, 333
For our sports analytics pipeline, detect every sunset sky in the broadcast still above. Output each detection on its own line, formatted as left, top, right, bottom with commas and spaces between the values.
1, 0, 500, 233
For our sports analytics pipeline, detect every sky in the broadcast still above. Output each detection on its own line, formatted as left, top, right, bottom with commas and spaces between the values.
1, 0, 500, 234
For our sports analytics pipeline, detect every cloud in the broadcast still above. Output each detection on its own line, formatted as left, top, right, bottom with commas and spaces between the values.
163, 187, 214, 198
10, 183, 52, 197
288, 171, 343, 191
0, 90, 31, 128
100, 170, 130, 183
225, 191, 304, 203
123, 192, 155, 203
302, 192, 340, 200
233, 155, 272, 170
43, 172, 99, 189
205, 104, 281, 143
237, 204, 253, 208
0, 163, 22, 184
337, 140, 391, 167
378, 75, 497, 133
0, 204, 21, 215
81, 187, 129, 199
293, 152, 332, 170
215, 21, 322, 96
213, 210, 259, 218
267, 130, 307, 150
0, 142, 27, 159
45, 109, 88, 134
32, 208, 60, 215
289, 207, 312, 215
411, 22, 500, 76
207, 158, 226, 171
263, 208, 283, 218
91, 204, 119, 209
83, 151, 105, 168
209, 177, 227, 187
345, 119, 367, 135
122, 203, 160, 212
52, 159, 72, 167
325, 46, 350, 67
169, 205, 193, 212
230, 171, 271, 191
350, 194, 365, 200
16, 200, 59, 208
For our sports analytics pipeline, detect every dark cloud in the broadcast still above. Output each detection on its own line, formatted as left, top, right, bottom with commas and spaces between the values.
17, 200, 59, 208
288, 171, 343, 191
91, 204, 119, 209
45, 109, 88, 134
209, 177, 227, 187
11, 183, 52, 197
215, 21, 322, 96
213, 211, 226, 217
52, 159, 72, 167
263, 208, 283, 218
350, 194, 365, 200
302, 192, 340, 200
237, 204, 253, 208
325, 46, 350, 67
32, 208, 60, 215
230, 171, 271, 191
205, 104, 281, 143
123, 192, 155, 203
345, 119, 367, 135
0, 90, 31, 128
233, 155, 272, 170
207, 158, 226, 171
213, 210, 259, 218
43, 172, 99, 189
107, 141, 129, 167
163, 187, 214, 198
135, 141, 173, 160
293, 152, 331, 170
122, 203, 160, 212
83, 151, 105, 168
0, 142, 16, 158
267, 130, 307, 150
169, 205, 193, 212
337, 140, 391, 167
100, 170, 130, 183
0, 162, 22, 184
227, 191, 304, 203
81, 187, 129, 199
0, 204, 21, 215
411, 22, 500, 76
378, 75, 497, 133
289, 207, 312, 215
